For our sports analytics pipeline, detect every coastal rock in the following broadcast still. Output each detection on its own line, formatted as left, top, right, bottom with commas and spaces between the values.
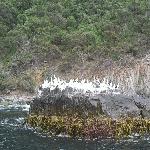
30, 86, 150, 119
30, 87, 104, 117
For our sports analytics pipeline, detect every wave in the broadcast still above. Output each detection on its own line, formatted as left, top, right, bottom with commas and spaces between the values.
0, 102, 30, 112
38, 75, 120, 96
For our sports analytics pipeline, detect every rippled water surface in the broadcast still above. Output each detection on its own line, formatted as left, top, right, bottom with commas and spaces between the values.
1, 101, 150, 150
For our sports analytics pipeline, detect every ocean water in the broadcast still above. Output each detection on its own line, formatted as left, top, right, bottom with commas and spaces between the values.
0, 102, 150, 150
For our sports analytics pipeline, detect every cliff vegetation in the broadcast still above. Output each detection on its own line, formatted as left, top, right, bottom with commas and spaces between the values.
0, 0, 150, 93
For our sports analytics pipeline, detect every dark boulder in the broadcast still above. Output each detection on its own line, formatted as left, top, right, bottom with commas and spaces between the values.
30, 86, 150, 119
30, 87, 104, 117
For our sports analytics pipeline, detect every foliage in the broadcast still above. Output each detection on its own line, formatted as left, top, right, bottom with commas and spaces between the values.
17, 73, 35, 93
0, 0, 150, 92
1, 0, 149, 57
0, 71, 35, 93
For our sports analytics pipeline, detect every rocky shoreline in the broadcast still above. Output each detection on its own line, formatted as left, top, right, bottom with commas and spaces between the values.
26, 77, 150, 138
1, 73, 150, 139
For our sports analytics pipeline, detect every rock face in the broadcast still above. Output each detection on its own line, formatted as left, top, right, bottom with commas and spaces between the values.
30, 86, 150, 119
80, 55, 150, 98
58, 55, 150, 98
30, 55, 150, 119
108, 57, 150, 97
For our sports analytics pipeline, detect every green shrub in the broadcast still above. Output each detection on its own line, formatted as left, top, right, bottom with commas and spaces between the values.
17, 74, 35, 93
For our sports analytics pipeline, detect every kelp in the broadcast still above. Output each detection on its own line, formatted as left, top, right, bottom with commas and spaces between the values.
26, 114, 150, 139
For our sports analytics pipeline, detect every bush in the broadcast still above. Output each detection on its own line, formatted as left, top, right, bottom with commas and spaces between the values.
17, 74, 35, 93
0, 73, 17, 92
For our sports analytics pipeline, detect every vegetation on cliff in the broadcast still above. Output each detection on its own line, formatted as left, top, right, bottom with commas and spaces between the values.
0, 0, 150, 93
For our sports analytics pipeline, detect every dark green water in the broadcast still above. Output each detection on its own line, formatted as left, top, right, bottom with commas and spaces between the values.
1, 103, 150, 150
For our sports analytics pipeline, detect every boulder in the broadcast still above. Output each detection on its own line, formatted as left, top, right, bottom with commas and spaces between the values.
30, 86, 150, 119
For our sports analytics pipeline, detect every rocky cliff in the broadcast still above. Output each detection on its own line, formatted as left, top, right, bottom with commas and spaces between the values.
30, 57, 150, 119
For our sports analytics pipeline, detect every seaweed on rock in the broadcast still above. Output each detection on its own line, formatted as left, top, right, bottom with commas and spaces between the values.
26, 115, 150, 139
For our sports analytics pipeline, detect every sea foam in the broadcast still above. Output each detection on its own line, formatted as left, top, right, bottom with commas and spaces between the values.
38, 75, 120, 96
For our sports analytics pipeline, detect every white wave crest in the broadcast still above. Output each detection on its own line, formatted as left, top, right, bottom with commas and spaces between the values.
38, 75, 120, 96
